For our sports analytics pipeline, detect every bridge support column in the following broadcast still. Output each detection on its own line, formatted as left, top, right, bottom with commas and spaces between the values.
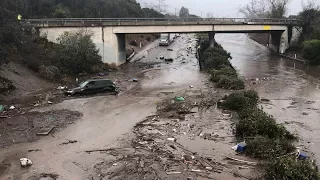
208, 32, 215, 48
269, 29, 289, 54
102, 27, 126, 65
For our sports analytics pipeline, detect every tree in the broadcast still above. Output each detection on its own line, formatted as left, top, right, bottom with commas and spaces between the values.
268, 0, 291, 18
297, 0, 320, 40
54, 30, 102, 75
179, 6, 189, 18
239, 0, 291, 18
52, 4, 71, 18
142, 8, 164, 18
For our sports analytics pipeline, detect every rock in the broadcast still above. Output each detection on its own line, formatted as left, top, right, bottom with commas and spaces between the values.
302, 112, 308, 115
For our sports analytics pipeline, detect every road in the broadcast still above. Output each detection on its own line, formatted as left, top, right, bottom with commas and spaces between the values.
217, 33, 320, 162
0, 35, 219, 180
0, 33, 320, 179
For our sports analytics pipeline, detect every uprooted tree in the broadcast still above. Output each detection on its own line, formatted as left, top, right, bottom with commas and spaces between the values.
239, 0, 291, 18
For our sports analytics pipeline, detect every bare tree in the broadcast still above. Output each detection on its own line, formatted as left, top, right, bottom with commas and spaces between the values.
239, 0, 291, 18
268, 0, 290, 18
302, 0, 320, 10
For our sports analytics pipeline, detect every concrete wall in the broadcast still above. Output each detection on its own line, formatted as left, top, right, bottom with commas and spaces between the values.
39, 27, 126, 65
290, 26, 303, 45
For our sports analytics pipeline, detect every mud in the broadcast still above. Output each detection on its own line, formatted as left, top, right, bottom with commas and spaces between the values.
1, 33, 319, 180
90, 92, 255, 180
0, 109, 82, 148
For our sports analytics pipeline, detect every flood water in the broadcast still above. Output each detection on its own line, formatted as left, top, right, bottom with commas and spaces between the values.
217, 33, 320, 162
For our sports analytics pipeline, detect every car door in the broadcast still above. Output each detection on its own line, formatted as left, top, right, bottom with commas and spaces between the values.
83, 81, 97, 94
96, 80, 107, 93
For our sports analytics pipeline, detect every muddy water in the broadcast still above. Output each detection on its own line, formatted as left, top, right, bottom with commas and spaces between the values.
217, 33, 320, 162
1, 33, 319, 179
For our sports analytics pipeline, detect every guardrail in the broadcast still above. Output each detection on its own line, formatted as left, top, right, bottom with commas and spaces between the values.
23, 18, 302, 27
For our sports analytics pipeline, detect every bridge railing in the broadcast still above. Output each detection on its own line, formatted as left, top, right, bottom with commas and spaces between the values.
23, 18, 301, 27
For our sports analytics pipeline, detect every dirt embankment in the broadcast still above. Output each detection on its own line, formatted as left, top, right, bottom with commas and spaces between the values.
249, 33, 269, 46
125, 34, 159, 57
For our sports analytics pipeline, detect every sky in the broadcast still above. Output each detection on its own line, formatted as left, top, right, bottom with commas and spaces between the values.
137, 0, 304, 17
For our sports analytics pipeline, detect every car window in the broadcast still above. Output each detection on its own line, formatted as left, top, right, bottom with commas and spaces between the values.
87, 81, 96, 87
98, 80, 112, 86
79, 81, 88, 88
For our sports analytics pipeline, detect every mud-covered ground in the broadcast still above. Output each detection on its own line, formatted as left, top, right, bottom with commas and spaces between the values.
0, 109, 82, 148
1, 33, 320, 180
0, 34, 258, 180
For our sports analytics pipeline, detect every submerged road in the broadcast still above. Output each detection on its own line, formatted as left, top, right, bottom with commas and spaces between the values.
0, 33, 320, 179
217, 33, 320, 162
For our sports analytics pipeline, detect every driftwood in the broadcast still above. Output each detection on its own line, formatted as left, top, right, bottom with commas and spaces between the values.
222, 154, 257, 165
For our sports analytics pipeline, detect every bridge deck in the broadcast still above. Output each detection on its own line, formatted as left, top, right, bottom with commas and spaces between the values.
24, 18, 301, 28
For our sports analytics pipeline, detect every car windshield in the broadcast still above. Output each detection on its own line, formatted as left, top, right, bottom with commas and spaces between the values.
79, 81, 89, 88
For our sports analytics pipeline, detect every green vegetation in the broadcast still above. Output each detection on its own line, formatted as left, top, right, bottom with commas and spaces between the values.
0, 0, 164, 80
265, 156, 320, 180
198, 37, 245, 90
220, 90, 320, 179
54, 31, 102, 75
220, 90, 259, 111
302, 40, 320, 65
245, 136, 295, 160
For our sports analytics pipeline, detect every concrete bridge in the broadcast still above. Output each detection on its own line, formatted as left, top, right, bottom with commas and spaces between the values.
25, 18, 303, 65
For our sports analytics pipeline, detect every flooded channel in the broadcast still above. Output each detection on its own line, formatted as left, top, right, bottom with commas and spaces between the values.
217, 33, 320, 162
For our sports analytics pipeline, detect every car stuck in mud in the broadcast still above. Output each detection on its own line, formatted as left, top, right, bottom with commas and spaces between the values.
65, 79, 119, 96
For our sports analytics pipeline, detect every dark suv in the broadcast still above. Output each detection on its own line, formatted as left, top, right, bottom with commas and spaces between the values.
65, 79, 119, 96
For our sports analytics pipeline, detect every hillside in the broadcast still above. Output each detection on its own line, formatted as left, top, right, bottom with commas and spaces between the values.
0, 0, 163, 100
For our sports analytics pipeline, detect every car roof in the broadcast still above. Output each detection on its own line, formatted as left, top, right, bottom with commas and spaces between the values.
86, 79, 112, 82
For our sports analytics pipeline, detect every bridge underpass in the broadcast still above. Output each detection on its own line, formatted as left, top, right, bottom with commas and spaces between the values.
25, 18, 302, 65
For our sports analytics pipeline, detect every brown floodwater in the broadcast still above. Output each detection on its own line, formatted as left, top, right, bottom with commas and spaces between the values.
217, 33, 320, 162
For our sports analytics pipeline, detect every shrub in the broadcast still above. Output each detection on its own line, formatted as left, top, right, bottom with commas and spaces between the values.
0, 77, 15, 93
146, 36, 151, 41
54, 31, 102, 75
220, 90, 259, 111
210, 66, 237, 82
39, 65, 61, 80
265, 156, 320, 180
201, 47, 232, 70
302, 40, 320, 65
129, 40, 138, 46
216, 76, 245, 90
236, 108, 294, 139
245, 136, 295, 160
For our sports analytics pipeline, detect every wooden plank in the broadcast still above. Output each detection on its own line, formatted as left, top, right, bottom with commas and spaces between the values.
36, 126, 54, 136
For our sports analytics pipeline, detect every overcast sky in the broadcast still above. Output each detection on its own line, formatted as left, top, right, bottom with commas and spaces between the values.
137, 0, 303, 17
